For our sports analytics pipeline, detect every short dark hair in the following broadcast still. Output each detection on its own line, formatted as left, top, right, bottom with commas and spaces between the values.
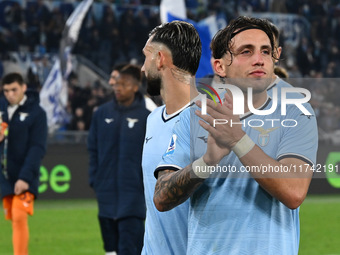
120, 64, 142, 84
112, 63, 128, 72
149, 21, 201, 76
2, 72, 25, 86
211, 16, 277, 62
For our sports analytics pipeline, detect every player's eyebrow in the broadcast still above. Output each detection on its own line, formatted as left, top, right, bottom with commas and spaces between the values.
3, 88, 18, 92
233, 44, 272, 54
260, 45, 272, 51
234, 44, 254, 54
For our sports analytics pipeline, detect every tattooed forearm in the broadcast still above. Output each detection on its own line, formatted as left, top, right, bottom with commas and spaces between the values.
153, 165, 205, 212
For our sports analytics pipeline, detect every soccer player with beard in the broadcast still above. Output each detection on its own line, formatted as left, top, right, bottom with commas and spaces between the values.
140, 21, 201, 254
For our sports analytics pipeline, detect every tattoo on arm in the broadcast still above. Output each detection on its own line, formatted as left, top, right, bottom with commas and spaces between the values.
154, 165, 205, 211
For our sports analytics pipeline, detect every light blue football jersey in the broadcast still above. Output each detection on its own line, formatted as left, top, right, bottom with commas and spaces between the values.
156, 91, 318, 255
267, 76, 312, 105
142, 104, 190, 255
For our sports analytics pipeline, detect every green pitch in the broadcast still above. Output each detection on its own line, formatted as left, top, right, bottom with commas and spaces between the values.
299, 195, 340, 255
0, 199, 102, 255
0, 196, 339, 254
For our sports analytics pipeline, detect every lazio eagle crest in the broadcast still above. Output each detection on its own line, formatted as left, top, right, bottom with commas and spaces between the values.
252, 127, 279, 147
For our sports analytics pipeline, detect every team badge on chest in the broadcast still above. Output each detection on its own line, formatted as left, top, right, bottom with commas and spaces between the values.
252, 127, 279, 147
126, 118, 139, 128
19, 112, 29, 121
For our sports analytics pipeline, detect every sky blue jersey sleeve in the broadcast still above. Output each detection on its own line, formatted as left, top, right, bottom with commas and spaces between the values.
155, 108, 191, 178
276, 103, 318, 166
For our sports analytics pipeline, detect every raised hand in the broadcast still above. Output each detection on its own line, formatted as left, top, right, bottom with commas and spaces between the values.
195, 92, 245, 165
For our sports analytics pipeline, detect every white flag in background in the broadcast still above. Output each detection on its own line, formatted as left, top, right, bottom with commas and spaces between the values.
160, 0, 226, 78
40, 0, 93, 132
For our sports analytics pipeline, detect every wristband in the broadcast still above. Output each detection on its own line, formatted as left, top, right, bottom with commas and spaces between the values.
232, 134, 255, 158
192, 157, 210, 179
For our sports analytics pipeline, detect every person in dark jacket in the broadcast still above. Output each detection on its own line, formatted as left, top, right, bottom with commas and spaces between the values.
0, 72, 47, 255
88, 64, 150, 255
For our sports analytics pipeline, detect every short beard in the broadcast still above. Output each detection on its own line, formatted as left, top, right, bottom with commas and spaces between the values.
146, 76, 162, 96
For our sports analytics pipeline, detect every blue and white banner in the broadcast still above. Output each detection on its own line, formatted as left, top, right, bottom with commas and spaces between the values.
40, 58, 69, 132
160, 0, 186, 22
60, 0, 93, 77
160, 0, 226, 78
40, 0, 93, 132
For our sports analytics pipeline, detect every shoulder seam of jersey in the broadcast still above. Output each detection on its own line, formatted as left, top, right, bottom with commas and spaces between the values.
277, 153, 314, 166
154, 164, 182, 179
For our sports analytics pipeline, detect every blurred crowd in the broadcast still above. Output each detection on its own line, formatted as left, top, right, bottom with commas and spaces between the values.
65, 71, 111, 131
2, 0, 340, 77
0, 0, 340, 136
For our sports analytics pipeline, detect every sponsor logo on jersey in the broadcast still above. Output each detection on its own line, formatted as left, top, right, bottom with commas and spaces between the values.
145, 136, 153, 144
198, 136, 208, 143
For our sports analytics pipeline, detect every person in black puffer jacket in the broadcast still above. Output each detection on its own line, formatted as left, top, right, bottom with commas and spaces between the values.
88, 64, 151, 255
0, 72, 47, 255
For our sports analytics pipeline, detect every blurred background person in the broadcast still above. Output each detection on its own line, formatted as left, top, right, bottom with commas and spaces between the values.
0, 72, 47, 255
87, 64, 151, 255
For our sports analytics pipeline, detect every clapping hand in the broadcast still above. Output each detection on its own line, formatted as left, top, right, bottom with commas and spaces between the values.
195, 92, 245, 165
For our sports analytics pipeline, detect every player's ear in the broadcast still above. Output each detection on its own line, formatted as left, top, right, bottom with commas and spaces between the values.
156, 50, 166, 70
213, 58, 227, 78
133, 84, 139, 93
22, 83, 27, 92
274, 46, 282, 63
157, 47, 174, 71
